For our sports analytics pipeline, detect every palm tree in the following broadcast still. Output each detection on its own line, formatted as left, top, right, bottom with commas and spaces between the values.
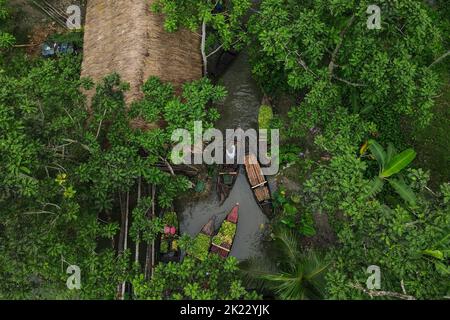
240, 227, 328, 300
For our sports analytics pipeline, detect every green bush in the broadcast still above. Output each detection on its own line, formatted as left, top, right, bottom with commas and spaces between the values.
160, 240, 169, 254
163, 211, 178, 227
48, 31, 84, 48
258, 105, 273, 130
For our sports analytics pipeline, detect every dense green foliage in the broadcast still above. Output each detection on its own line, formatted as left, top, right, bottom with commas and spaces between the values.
1, 0, 448, 301
273, 187, 316, 237
133, 255, 259, 300
0, 0, 14, 49
152, 0, 251, 52
244, 0, 449, 299
249, 0, 444, 144
0, 43, 251, 298
280, 109, 449, 299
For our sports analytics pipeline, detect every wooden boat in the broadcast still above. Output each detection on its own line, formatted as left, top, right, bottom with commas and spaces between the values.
216, 164, 240, 204
244, 153, 273, 216
187, 216, 216, 261
159, 211, 180, 262
210, 204, 239, 258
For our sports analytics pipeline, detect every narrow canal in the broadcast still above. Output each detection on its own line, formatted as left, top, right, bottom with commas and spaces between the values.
179, 50, 269, 260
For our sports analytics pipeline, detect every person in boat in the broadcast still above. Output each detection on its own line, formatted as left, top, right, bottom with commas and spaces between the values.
226, 143, 236, 163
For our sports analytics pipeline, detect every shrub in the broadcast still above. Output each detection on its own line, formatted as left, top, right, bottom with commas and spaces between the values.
258, 105, 273, 130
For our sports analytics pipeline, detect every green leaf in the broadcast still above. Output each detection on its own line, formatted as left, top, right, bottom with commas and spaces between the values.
422, 249, 444, 260
360, 105, 375, 115
368, 139, 386, 170
388, 178, 416, 205
381, 149, 416, 178
434, 261, 450, 275
386, 143, 396, 164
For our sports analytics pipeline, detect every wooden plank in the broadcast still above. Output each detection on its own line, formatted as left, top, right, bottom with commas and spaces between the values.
211, 243, 231, 252
252, 181, 267, 189
245, 154, 263, 187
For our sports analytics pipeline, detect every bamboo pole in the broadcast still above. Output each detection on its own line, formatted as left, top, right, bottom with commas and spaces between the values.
118, 192, 125, 254
151, 186, 156, 278
116, 192, 125, 300
135, 178, 141, 264
13, 44, 38, 48
42, 0, 69, 21
119, 191, 130, 299
144, 185, 155, 280
29, 0, 68, 29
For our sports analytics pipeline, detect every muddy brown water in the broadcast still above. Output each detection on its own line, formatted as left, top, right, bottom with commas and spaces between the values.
179, 50, 271, 260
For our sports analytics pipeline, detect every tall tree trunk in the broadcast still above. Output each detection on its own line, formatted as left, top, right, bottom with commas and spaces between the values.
117, 191, 130, 300
144, 185, 156, 279
151, 185, 156, 277
201, 20, 208, 76
117, 192, 125, 254
120, 192, 130, 299
135, 178, 141, 264
116, 192, 125, 299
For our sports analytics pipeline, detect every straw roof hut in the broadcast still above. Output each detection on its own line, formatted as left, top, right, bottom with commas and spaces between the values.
81, 0, 202, 105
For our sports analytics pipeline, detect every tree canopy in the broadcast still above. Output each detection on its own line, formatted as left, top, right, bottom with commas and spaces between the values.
249, 0, 444, 142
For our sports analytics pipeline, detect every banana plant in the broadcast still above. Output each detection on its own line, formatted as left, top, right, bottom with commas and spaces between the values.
421, 233, 450, 276
363, 140, 417, 206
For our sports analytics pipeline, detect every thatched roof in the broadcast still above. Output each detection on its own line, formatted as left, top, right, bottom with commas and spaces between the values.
81, 0, 202, 105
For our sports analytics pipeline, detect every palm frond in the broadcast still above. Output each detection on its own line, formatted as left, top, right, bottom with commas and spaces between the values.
240, 228, 328, 300
274, 227, 301, 264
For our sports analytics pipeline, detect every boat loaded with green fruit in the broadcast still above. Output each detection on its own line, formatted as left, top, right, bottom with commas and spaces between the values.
187, 216, 216, 261
210, 203, 239, 258
159, 211, 180, 262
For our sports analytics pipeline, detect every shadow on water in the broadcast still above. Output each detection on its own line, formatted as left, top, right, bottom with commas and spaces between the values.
180, 168, 269, 260
179, 50, 269, 260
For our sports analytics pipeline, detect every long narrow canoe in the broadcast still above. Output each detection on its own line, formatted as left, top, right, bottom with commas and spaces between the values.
244, 153, 273, 215
187, 216, 216, 261
216, 164, 240, 204
210, 204, 239, 258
